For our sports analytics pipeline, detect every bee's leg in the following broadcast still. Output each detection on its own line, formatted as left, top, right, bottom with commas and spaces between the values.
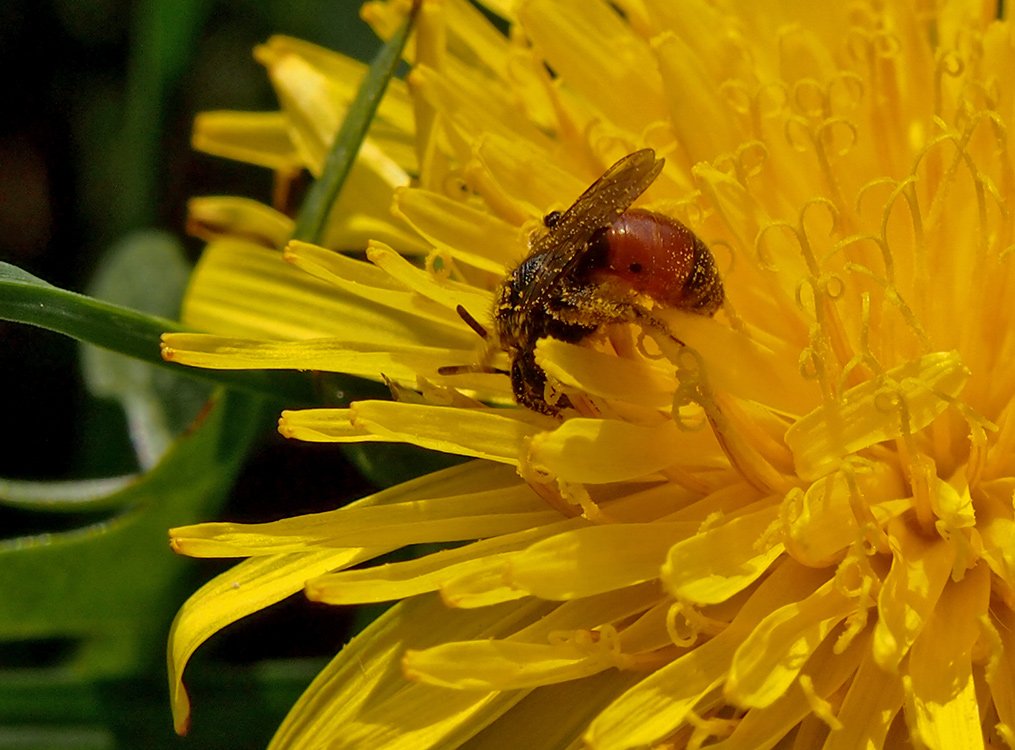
511, 350, 570, 416
550, 282, 633, 329
553, 283, 685, 340
627, 305, 683, 340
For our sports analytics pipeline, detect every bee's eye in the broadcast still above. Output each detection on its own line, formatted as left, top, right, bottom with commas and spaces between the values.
543, 210, 562, 228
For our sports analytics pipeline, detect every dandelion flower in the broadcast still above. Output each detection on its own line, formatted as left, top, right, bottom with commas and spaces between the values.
163, 0, 1015, 747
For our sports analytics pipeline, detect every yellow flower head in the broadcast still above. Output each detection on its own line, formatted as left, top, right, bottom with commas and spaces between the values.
164, 0, 1015, 747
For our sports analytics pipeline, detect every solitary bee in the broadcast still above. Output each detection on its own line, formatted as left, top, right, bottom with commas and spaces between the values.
447, 149, 724, 415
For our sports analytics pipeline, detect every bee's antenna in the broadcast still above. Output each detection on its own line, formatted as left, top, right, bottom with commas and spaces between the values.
439, 305, 506, 377
456, 304, 488, 340
437, 363, 508, 376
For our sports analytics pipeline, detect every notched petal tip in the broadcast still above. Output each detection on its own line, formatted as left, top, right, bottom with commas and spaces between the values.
277, 412, 297, 438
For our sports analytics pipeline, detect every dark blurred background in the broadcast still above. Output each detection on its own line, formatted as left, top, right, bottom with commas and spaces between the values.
0, 2, 392, 747
0, 0, 379, 480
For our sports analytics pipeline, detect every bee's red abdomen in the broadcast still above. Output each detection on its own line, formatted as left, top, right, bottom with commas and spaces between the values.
585, 209, 723, 314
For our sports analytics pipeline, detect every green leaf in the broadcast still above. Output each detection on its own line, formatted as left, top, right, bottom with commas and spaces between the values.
0, 262, 317, 405
83, 230, 191, 338
81, 231, 210, 469
0, 390, 272, 676
291, 1, 420, 243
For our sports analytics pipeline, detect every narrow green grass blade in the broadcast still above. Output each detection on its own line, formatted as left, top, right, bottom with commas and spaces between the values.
0, 262, 316, 404
291, 1, 420, 243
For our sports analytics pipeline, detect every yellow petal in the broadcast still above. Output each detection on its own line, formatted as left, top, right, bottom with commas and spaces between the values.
724, 578, 856, 708
404, 638, 620, 690
518, 0, 666, 135
536, 339, 676, 408
528, 417, 726, 484
393, 186, 514, 274
440, 0, 512, 79
172, 482, 560, 558
317, 145, 426, 252
366, 241, 496, 330
711, 628, 867, 749
257, 39, 412, 173
170, 460, 509, 558
981, 515, 1015, 595
661, 503, 783, 605
509, 582, 663, 644
785, 351, 970, 481
653, 32, 742, 163
169, 550, 366, 735
586, 561, 830, 749
280, 401, 544, 464
989, 611, 1015, 746
307, 518, 583, 605
783, 465, 908, 567
470, 134, 582, 224
161, 333, 476, 387
439, 563, 534, 609
657, 308, 818, 415
507, 522, 698, 600
458, 669, 644, 750
642, 0, 734, 85
931, 471, 976, 532
823, 648, 905, 750
283, 240, 474, 340
276, 408, 378, 443
256, 34, 414, 139
192, 110, 302, 171
186, 196, 293, 249
409, 63, 554, 156
271, 594, 544, 749
441, 540, 668, 611
904, 563, 991, 750
872, 519, 956, 673
181, 239, 432, 340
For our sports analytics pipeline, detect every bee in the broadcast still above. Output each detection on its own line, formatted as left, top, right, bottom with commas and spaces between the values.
446, 149, 724, 415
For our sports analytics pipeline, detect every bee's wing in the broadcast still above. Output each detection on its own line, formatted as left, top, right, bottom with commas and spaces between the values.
521, 149, 664, 311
